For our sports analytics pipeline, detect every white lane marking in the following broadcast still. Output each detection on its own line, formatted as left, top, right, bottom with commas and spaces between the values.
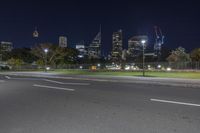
9, 77, 42, 81
43, 79, 90, 86
33, 84, 75, 91
150, 99, 200, 107
5, 76, 11, 79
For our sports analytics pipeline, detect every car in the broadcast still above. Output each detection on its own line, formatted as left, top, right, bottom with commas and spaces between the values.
0, 64, 11, 70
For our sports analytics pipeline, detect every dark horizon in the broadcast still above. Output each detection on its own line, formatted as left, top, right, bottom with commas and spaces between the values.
0, 0, 200, 54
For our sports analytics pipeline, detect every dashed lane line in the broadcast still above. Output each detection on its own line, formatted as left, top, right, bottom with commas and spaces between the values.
151, 98, 200, 107
43, 79, 90, 86
33, 84, 75, 91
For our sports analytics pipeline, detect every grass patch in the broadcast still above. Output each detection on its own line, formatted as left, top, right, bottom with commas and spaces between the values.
52, 69, 200, 79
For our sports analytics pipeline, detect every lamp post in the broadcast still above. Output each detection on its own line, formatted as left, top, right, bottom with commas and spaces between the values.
44, 48, 48, 72
141, 40, 146, 77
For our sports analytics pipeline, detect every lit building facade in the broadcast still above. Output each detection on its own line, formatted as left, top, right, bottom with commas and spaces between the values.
128, 36, 148, 58
76, 41, 88, 58
0, 41, 13, 52
88, 29, 101, 59
112, 29, 123, 61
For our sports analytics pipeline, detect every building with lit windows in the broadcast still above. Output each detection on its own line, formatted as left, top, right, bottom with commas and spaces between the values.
111, 29, 123, 61
128, 35, 148, 59
0, 41, 13, 52
88, 28, 101, 59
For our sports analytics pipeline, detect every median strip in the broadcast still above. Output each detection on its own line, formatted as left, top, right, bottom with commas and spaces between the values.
43, 79, 90, 86
33, 84, 75, 91
150, 98, 200, 107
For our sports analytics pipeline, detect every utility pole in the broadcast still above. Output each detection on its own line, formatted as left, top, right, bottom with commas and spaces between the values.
44, 48, 48, 72
141, 40, 146, 77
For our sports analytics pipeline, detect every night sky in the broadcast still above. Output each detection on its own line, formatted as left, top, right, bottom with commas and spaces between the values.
0, 0, 199, 55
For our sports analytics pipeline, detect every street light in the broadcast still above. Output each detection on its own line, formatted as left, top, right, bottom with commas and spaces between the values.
44, 48, 48, 72
141, 40, 146, 77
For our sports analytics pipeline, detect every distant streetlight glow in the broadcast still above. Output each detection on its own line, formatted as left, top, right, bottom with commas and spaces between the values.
141, 40, 146, 44
44, 48, 48, 53
167, 67, 172, 71
157, 65, 161, 69
46, 67, 50, 71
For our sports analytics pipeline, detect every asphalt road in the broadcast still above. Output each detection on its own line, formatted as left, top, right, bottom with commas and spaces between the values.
0, 74, 200, 133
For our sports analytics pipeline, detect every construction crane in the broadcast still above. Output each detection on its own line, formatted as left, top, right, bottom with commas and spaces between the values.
154, 26, 164, 60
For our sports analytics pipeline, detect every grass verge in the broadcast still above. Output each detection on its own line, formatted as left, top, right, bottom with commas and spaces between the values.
52, 69, 200, 79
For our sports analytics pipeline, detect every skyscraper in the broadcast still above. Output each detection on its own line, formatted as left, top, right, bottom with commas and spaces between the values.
88, 26, 101, 59
0, 41, 13, 52
59, 36, 67, 48
76, 41, 87, 58
128, 35, 148, 59
112, 29, 123, 61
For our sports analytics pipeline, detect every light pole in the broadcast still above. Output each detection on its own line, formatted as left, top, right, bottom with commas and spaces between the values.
44, 48, 48, 72
141, 40, 146, 77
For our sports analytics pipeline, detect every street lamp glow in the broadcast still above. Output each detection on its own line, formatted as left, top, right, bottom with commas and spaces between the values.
157, 65, 162, 69
167, 67, 172, 71
141, 40, 146, 44
46, 67, 50, 70
44, 48, 48, 53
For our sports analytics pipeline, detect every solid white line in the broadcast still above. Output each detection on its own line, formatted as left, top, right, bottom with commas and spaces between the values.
150, 99, 200, 107
33, 84, 75, 91
5, 76, 11, 79
43, 79, 90, 85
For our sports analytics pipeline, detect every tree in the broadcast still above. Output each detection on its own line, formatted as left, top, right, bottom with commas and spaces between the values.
36, 59, 44, 67
191, 48, 200, 61
167, 47, 191, 62
11, 48, 37, 63
31, 43, 78, 66
159, 46, 171, 61
7, 58, 24, 70
0, 51, 12, 61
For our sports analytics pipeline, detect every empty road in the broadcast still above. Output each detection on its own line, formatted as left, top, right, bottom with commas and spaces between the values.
0, 74, 200, 133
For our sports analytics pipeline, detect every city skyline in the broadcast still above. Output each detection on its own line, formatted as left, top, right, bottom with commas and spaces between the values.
0, 0, 199, 55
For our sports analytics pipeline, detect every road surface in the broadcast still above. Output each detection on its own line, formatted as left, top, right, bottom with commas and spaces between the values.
0, 74, 200, 133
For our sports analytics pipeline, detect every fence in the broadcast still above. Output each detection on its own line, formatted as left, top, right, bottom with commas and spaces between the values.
1, 62, 200, 71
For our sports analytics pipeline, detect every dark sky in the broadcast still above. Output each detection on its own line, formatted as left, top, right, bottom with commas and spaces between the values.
0, 0, 199, 55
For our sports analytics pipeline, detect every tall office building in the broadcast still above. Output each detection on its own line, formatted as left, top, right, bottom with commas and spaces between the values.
0, 41, 13, 52
112, 29, 123, 61
128, 36, 148, 58
59, 36, 67, 48
88, 27, 101, 59
76, 41, 87, 58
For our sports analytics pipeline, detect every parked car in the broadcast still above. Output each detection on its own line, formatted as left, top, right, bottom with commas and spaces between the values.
0, 64, 11, 70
